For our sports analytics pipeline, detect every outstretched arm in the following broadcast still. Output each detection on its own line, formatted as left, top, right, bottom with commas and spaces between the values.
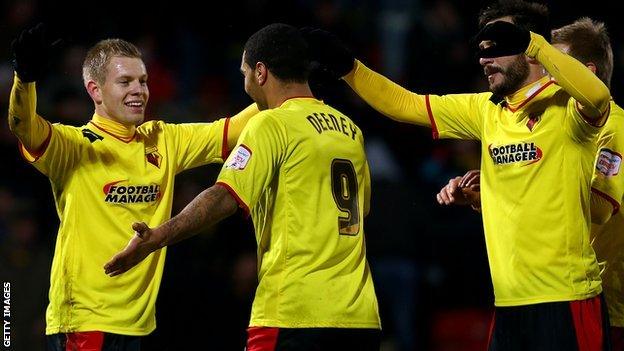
343, 60, 431, 126
301, 27, 431, 126
104, 184, 239, 276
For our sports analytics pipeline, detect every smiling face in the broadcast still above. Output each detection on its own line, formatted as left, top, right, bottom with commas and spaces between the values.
90, 56, 149, 126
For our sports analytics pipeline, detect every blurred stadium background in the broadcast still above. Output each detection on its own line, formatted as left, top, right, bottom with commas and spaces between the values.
0, 0, 621, 350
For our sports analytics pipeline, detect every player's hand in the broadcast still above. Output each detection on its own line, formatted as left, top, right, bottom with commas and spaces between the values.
300, 27, 355, 78
473, 21, 531, 58
104, 222, 160, 277
460, 170, 481, 211
11, 23, 61, 82
459, 169, 480, 189
436, 176, 470, 205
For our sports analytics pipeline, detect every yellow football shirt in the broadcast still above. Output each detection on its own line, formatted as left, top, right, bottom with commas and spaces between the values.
590, 101, 624, 326
217, 97, 380, 328
30, 114, 228, 335
429, 78, 602, 306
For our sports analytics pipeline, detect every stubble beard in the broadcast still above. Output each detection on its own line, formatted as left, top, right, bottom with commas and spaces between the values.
490, 56, 530, 97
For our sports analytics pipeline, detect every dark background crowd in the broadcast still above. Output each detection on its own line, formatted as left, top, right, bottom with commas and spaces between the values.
0, 0, 622, 350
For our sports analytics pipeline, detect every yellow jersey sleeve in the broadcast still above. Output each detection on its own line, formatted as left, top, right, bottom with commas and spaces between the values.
343, 60, 431, 126
342, 60, 486, 140
161, 118, 228, 173
225, 103, 260, 152
27, 123, 84, 183
526, 32, 610, 121
217, 113, 287, 212
8, 74, 52, 155
426, 93, 486, 140
591, 102, 624, 212
562, 95, 603, 144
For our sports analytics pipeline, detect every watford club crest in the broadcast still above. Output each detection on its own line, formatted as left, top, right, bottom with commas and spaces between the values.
145, 146, 162, 168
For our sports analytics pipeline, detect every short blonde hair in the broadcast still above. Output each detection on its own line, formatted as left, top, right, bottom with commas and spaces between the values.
551, 18, 613, 88
82, 39, 142, 84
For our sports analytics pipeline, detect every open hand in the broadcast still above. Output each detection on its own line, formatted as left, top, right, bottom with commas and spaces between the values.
104, 222, 160, 277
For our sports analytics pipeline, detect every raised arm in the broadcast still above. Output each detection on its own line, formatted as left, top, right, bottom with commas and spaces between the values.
476, 21, 610, 121
104, 184, 238, 276
526, 32, 610, 120
8, 24, 57, 155
8, 75, 50, 155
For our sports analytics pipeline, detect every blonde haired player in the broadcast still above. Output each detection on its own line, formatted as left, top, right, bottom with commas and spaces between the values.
9, 24, 258, 350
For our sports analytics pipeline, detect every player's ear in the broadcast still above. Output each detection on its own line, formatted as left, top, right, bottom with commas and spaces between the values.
256, 62, 268, 86
585, 62, 597, 75
86, 80, 103, 104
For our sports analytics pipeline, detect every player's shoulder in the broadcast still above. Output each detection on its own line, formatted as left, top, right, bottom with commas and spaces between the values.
51, 121, 93, 141
51, 121, 85, 133
450, 91, 498, 108
247, 109, 283, 128
476, 91, 496, 101
137, 119, 166, 135
283, 97, 357, 123
273, 97, 330, 117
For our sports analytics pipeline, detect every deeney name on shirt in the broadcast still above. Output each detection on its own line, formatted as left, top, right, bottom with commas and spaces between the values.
103, 181, 161, 204
306, 112, 358, 140
488, 142, 543, 166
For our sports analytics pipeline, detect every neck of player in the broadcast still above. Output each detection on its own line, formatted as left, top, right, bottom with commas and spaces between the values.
269, 82, 314, 109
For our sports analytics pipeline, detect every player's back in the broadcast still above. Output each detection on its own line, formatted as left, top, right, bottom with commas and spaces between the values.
241, 97, 379, 328
273, 97, 368, 236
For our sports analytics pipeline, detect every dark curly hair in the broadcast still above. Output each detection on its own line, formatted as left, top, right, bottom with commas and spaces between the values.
244, 23, 310, 83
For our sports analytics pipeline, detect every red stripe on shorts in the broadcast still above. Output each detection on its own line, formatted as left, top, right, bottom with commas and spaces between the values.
570, 296, 603, 351
487, 309, 496, 349
247, 327, 279, 351
65, 331, 105, 351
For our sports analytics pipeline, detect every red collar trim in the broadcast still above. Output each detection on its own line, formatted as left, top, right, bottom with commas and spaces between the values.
506, 80, 555, 112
